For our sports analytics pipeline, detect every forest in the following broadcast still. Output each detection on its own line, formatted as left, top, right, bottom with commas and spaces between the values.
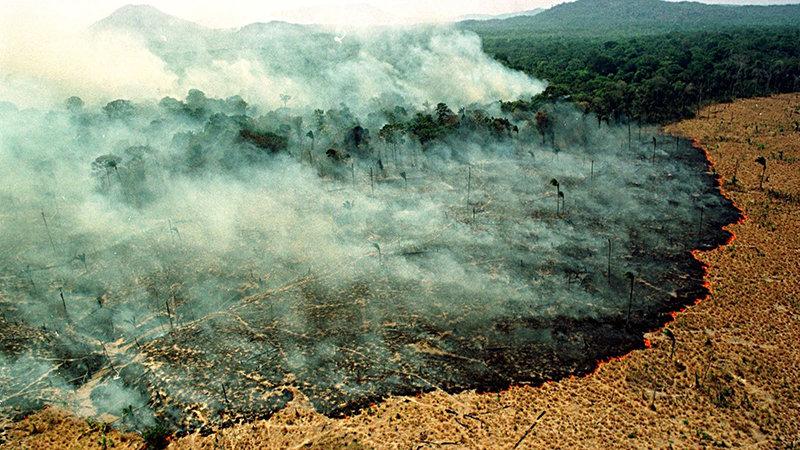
463, 0, 800, 123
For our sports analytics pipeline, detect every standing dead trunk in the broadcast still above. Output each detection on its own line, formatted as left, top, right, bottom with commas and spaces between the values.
41, 211, 57, 255
697, 207, 704, 243
59, 288, 67, 317
607, 238, 612, 283
625, 272, 635, 327
628, 121, 632, 150
652, 137, 657, 164
467, 165, 472, 205
370, 167, 374, 195
755, 156, 767, 190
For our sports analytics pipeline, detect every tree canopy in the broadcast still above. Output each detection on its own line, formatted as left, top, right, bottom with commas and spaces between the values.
476, 28, 800, 123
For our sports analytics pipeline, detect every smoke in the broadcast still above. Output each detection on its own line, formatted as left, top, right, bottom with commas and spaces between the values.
0, 12, 176, 107
0, 6, 543, 111
0, 5, 737, 434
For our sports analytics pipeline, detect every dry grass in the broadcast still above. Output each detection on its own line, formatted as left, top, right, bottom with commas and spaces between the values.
0, 407, 143, 450
3, 93, 799, 449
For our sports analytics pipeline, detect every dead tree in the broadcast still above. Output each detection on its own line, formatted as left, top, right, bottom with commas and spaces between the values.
550, 179, 561, 215
466, 165, 472, 205
625, 272, 636, 327
606, 238, 612, 283
41, 211, 57, 254
755, 156, 767, 190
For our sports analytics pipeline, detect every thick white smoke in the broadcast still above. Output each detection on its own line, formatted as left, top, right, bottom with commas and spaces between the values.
0, 5, 544, 110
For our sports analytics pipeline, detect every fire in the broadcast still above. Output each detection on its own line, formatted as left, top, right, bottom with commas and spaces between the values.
593, 354, 628, 373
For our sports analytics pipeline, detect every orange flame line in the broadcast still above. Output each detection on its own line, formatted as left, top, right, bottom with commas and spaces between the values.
588, 136, 744, 376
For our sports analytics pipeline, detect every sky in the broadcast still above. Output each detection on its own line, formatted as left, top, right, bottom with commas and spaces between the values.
3, 0, 800, 28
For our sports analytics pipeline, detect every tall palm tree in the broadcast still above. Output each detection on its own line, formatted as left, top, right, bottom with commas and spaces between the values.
550, 178, 561, 215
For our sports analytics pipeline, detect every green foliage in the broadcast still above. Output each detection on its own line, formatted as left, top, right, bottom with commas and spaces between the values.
159, 91, 249, 120
378, 122, 403, 144
103, 99, 135, 120
65, 96, 84, 113
435, 102, 457, 126
473, 28, 800, 123
404, 113, 444, 145
384, 103, 516, 146
239, 129, 289, 153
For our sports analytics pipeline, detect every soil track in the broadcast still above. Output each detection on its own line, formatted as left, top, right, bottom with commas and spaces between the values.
2, 93, 799, 449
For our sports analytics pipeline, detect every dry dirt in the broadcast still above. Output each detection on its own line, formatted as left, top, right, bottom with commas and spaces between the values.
2, 93, 799, 449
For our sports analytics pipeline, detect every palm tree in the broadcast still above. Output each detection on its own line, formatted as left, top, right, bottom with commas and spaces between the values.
550, 178, 561, 214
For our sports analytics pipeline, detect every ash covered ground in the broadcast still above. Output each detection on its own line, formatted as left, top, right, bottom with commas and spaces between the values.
0, 8, 739, 435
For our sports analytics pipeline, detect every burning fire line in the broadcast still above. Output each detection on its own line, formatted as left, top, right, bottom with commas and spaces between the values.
584, 135, 746, 377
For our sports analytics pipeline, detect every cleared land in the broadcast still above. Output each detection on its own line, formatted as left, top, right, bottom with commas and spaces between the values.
2, 94, 798, 449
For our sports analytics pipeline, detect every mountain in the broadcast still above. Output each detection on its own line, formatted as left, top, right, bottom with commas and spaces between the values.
456, 8, 543, 22
91, 4, 216, 49
92, 5, 324, 54
92, 4, 195, 30
91, 5, 326, 72
461, 0, 800, 36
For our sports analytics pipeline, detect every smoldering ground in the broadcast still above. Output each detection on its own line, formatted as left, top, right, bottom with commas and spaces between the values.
0, 6, 738, 435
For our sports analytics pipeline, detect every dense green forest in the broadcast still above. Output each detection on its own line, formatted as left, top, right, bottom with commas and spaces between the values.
462, 0, 800, 123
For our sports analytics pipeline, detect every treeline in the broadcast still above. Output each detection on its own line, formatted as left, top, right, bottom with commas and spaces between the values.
68, 90, 528, 202
476, 27, 800, 123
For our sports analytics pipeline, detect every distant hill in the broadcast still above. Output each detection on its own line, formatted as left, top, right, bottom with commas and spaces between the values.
462, 0, 800, 36
455, 8, 543, 22
91, 4, 219, 50
92, 4, 196, 32
91, 5, 328, 71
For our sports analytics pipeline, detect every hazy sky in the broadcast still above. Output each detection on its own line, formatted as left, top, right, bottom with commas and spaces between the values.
3, 0, 800, 28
